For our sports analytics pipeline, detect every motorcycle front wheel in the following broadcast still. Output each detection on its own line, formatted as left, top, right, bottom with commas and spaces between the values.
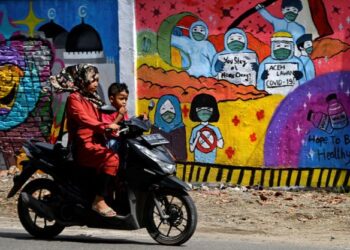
145, 189, 197, 246
18, 178, 65, 239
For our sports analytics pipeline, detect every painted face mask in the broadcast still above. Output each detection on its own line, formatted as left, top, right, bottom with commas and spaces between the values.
228, 41, 245, 51
305, 46, 313, 55
274, 48, 291, 60
284, 12, 298, 21
161, 111, 176, 123
191, 25, 206, 41
197, 108, 213, 122
160, 99, 176, 123
192, 31, 205, 41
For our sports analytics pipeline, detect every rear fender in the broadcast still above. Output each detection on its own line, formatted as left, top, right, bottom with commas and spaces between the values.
7, 160, 37, 198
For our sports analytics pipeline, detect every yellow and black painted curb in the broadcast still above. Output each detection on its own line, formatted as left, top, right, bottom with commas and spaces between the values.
176, 162, 350, 188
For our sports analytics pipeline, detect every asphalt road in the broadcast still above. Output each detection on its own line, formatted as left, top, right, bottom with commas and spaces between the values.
0, 218, 347, 250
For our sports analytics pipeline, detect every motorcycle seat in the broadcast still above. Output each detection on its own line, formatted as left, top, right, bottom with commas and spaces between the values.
35, 142, 73, 163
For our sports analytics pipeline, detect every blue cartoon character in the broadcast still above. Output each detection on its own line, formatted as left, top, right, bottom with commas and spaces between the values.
211, 28, 259, 85
151, 95, 187, 161
257, 31, 306, 95
296, 34, 315, 81
189, 94, 223, 163
171, 20, 217, 77
255, 0, 305, 43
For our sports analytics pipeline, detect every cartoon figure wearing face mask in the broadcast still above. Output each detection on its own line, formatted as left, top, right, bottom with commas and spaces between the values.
151, 95, 187, 161
296, 34, 315, 81
257, 31, 306, 95
211, 28, 259, 85
255, 0, 305, 44
171, 20, 217, 77
189, 94, 224, 164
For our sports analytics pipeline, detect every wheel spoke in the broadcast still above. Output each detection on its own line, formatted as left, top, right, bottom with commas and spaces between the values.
166, 225, 173, 237
153, 209, 160, 217
157, 220, 163, 230
38, 189, 42, 200
34, 213, 38, 225
174, 225, 184, 233
44, 218, 47, 228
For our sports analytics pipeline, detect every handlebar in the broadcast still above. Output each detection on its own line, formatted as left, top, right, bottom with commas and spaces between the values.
105, 116, 150, 135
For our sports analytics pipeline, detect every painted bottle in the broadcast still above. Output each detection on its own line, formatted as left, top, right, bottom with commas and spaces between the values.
326, 93, 348, 129
307, 110, 333, 134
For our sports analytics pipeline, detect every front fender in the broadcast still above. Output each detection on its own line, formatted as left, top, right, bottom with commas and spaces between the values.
7, 160, 37, 198
159, 175, 191, 191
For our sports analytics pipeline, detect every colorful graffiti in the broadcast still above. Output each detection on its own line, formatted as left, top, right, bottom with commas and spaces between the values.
0, 0, 119, 167
136, 0, 350, 186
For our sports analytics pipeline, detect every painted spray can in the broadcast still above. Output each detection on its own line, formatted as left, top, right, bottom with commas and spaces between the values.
326, 93, 348, 129
307, 110, 333, 133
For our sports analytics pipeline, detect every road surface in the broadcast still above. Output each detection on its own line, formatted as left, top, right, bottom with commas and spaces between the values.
0, 217, 347, 250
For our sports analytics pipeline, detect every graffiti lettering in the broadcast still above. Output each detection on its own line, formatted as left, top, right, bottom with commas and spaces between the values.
308, 135, 328, 146
268, 64, 286, 70
234, 56, 246, 67
317, 147, 350, 163
218, 53, 257, 85
221, 72, 250, 82
344, 135, 350, 145
264, 63, 298, 89
331, 136, 341, 144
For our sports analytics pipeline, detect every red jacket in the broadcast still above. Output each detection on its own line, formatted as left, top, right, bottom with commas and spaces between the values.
66, 92, 119, 176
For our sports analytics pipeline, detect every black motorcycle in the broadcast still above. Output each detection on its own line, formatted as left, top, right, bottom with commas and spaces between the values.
7, 102, 197, 246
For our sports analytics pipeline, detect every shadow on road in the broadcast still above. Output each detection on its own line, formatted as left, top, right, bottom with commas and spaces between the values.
0, 230, 159, 246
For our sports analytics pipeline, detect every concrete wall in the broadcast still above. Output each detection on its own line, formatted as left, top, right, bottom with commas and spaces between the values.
0, 0, 350, 187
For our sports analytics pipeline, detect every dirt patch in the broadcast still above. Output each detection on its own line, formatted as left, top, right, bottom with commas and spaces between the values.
1, 173, 350, 248
192, 186, 350, 248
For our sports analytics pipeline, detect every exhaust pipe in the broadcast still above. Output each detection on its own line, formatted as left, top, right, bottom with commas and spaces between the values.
20, 192, 55, 221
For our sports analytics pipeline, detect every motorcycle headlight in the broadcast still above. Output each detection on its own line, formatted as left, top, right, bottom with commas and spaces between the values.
134, 144, 176, 174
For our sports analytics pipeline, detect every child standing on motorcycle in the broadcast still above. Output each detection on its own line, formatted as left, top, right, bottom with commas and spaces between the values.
101, 82, 129, 152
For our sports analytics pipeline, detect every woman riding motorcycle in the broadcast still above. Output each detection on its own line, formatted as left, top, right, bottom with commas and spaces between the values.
50, 64, 120, 217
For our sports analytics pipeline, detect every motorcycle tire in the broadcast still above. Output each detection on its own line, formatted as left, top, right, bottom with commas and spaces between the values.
145, 189, 197, 246
18, 178, 65, 239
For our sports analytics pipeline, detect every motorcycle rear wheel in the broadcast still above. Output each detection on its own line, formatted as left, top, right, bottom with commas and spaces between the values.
145, 189, 197, 246
18, 178, 65, 239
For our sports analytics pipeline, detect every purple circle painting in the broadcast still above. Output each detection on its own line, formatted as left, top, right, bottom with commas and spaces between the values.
265, 71, 350, 169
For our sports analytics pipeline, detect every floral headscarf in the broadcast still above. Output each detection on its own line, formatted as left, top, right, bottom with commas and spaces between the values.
49, 64, 104, 107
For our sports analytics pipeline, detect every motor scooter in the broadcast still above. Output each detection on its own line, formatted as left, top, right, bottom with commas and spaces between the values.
7, 101, 197, 246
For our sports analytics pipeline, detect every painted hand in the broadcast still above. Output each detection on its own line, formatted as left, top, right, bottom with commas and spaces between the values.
255, 3, 264, 10
293, 71, 303, 80
251, 62, 259, 72
214, 60, 225, 72
261, 70, 269, 80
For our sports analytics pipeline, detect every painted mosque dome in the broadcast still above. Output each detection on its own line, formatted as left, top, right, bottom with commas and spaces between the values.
38, 20, 67, 39
65, 20, 103, 52
38, 20, 68, 49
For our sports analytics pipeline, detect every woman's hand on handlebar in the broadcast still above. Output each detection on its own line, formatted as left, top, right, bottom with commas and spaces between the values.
107, 123, 120, 131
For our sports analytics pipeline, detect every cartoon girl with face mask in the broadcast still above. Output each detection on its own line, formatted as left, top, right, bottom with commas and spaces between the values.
189, 94, 224, 163
152, 95, 187, 161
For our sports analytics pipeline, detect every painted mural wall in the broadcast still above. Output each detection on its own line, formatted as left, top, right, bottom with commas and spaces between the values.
1, 0, 350, 188
0, 0, 121, 166
135, 0, 350, 187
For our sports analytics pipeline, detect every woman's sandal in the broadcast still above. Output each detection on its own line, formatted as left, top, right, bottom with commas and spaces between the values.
92, 205, 117, 217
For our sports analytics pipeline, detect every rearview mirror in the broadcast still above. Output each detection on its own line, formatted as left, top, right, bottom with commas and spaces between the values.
148, 100, 155, 111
